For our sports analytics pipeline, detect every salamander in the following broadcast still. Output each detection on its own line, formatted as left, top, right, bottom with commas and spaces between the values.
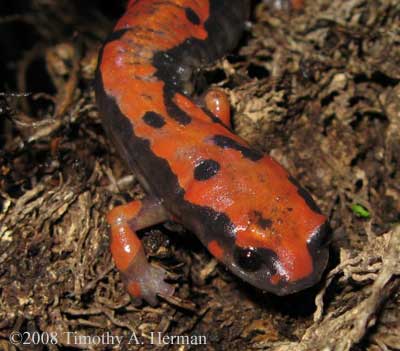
95, 0, 330, 306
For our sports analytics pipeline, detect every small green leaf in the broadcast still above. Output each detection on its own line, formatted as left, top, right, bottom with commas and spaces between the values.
351, 204, 370, 218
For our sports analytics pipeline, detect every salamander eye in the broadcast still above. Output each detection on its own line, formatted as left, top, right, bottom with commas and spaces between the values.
234, 247, 262, 272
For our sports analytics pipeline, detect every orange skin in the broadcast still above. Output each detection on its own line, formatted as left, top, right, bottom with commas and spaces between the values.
107, 201, 143, 272
96, 0, 329, 304
208, 240, 225, 260
204, 89, 231, 127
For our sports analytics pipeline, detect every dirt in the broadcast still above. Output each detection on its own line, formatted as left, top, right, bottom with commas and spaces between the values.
0, 0, 399, 350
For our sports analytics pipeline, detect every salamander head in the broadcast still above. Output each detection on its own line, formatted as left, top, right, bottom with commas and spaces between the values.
206, 202, 330, 295
226, 220, 330, 295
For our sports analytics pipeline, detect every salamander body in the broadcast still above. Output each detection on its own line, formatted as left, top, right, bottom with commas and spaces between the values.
96, 0, 329, 305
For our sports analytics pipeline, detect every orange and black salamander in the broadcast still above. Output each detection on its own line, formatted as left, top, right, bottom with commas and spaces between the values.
95, 0, 330, 305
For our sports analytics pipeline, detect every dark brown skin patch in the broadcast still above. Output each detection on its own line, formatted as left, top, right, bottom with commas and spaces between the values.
288, 176, 322, 214
194, 159, 220, 181
143, 111, 166, 128
185, 7, 201, 25
250, 210, 273, 229
212, 134, 263, 161
164, 91, 192, 125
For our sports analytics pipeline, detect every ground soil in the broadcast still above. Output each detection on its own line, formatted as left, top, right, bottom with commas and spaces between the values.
0, 0, 399, 350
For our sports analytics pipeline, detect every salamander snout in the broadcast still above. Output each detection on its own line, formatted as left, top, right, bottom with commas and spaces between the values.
229, 221, 330, 295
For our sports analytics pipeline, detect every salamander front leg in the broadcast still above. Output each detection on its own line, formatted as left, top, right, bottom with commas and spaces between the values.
107, 197, 174, 305
203, 88, 232, 128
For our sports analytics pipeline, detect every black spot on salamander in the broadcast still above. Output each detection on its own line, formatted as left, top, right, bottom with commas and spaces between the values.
212, 135, 263, 161
185, 7, 201, 25
143, 111, 166, 128
194, 159, 220, 181
259, 218, 272, 229
250, 211, 273, 229
164, 89, 192, 126
257, 213, 272, 229
288, 176, 322, 214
